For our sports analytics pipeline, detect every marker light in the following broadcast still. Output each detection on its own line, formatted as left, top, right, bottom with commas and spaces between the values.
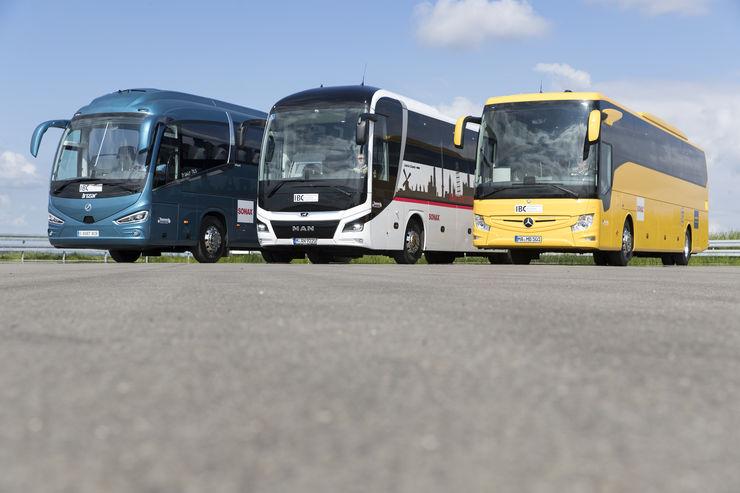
474, 214, 490, 232
48, 212, 64, 225
114, 211, 149, 225
572, 214, 594, 232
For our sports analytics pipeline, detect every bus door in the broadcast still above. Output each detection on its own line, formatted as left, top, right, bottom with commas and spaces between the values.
370, 97, 405, 250
151, 110, 232, 246
231, 119, 265, 246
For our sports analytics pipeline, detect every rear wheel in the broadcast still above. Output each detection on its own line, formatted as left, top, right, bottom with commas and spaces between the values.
675, 229, 692, 266
425, 252, 456, 264
109, 250, 141, 263
609, 219, 634, 267
261, 251, 295, 264
509, 249, 534, 265
394, 220, 424, 265
192, 216, 227, 263
593, 251, 610, 266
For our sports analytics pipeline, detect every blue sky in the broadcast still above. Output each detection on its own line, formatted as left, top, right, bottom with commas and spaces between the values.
1, 0, 739, 232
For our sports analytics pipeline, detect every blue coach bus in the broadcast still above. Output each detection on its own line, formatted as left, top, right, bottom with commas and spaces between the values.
30, 89, 266, 262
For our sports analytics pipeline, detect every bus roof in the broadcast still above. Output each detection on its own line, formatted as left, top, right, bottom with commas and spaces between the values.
76, 88, 266, 119
484, 92, 697, 147
272, 85, 457, 124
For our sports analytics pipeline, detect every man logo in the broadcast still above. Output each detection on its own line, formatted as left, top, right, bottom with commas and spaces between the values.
523, 217, 534, 228
292, 225, 315, 232
300, 212, 309, 217
84, 203, 92, 212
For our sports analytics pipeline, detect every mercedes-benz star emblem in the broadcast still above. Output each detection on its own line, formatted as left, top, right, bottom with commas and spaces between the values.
84, 203, 92, 212
523, 217, 534, 228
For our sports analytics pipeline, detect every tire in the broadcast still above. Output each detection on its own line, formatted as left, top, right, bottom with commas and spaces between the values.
675, 229, 692, 266
261, 251, 294, 264
425, 252, 456, 264
593, 251, 610, 266
661, 255, 676, 266
509, 249, 533, 265
489, 252, 513, 265
394, 220, 424, 265
109, 250, 141, 263
608, 219, 634, 267
192, 216, 227, 263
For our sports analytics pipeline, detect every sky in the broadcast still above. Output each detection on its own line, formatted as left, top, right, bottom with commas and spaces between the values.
1, 0, 739, 233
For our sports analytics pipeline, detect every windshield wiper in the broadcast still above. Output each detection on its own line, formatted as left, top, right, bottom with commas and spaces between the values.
52, 177, 101, 194
266, 181, 287, 198
538, 183, 579, 199
299, 183, 352, 197
477, 183, 579, 200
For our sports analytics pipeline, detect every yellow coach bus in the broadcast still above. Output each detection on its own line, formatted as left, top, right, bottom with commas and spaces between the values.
453, 92, 708, 266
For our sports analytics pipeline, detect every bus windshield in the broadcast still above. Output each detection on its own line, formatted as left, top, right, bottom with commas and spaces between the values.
51, 115, 148, 195
476, 101, 598, 199
259, 104, 368, 186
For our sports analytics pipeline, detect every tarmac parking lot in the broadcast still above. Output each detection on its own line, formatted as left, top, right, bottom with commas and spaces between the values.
1, 263, 740, 492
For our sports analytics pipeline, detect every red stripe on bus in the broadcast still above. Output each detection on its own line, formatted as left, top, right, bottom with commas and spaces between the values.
393, 197, 473, 210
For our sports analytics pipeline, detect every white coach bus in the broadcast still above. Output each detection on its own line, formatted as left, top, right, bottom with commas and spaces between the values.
256, 85, 488, 264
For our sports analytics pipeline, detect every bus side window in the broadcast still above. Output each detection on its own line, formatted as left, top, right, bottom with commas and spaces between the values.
237, 121, 265, 167
599, 142, 613, 194
180, 122, 230, 178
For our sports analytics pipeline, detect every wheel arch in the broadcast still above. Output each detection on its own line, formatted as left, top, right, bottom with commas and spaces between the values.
405, 211, 426, 250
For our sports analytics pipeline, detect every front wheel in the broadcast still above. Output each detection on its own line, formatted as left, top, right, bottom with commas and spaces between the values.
593, 251, 610, 266
394, 220, 424, 265
675, 229, 692, 266
609, 220, 634, 267
509, 249, 534, 265
109, 250, 141, 263
192, 216, 227, 263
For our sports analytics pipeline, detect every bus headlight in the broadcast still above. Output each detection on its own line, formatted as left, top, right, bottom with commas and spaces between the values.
342, 214, 370, 233
114, 211, 149, 225
256, 220, 268, 232
48, 212, 64, 225
571, 214, 594, 232
474, 214, 490, 232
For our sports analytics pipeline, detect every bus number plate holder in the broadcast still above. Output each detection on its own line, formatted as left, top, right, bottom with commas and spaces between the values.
293, 238, 318, 245
514, 235, 541, 243
77, 230, 100, 237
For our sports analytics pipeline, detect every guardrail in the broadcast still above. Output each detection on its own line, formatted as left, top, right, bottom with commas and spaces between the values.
1, 234, 738, 261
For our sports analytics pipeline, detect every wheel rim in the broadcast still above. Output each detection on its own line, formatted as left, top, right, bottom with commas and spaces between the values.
203, 225, 222, 255
622, 225, 633, 255
406, 229, 421, 256
684, 233, 690, 258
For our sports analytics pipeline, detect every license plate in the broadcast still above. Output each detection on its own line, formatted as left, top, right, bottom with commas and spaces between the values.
293, 238, 317, 245
515, 235, 541, 243
77, 230, 100, 237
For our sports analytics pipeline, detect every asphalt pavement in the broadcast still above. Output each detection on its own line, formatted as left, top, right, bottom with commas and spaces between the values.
1, 263, 740, 493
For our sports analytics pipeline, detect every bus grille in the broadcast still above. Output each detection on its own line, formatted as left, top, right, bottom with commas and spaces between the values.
271, 221, 339, 239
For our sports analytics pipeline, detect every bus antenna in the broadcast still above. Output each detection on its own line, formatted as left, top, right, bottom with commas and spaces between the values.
361, 63, 367, 86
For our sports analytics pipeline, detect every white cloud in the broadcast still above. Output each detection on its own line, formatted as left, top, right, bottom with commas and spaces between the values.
436, 96, 482, 119
0, 150, 44, 187
535, 63, 592, 91
594, 0, 711, 16
415, 0, 548, 48
595, 80, 740, 231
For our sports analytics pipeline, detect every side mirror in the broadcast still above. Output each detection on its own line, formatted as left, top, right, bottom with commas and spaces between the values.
264, 135, 275, 163
454, 115, 481, 149
588, 110, 602, 143
153, 164, 167, 187
30, 119, 70, 157
356, 113, 379, 146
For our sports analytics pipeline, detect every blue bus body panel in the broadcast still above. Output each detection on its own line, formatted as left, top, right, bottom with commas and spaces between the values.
43, 88, 266, 252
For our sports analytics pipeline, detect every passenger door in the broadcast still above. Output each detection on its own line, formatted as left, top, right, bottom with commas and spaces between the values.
371, 97, 404, 250
231, 119, 265, 246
